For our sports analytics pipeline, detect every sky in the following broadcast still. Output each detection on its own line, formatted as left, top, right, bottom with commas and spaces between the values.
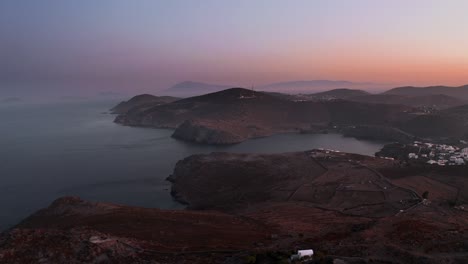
1, 0, 468, 97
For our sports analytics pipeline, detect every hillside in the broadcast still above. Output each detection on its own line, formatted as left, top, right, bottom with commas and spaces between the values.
384, 84, 468, 100
115, 88, 413, 144
399, 104, 468, 139
110, 94, 180, 114
349, 94, 466, 109
0, 197, 272, 263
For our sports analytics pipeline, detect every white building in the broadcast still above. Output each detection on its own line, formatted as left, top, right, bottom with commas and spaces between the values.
291, 249, 314, 261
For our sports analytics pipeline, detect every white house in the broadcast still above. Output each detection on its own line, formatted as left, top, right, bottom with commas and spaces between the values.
290, 249, 314, 261
298, 249, 314, 258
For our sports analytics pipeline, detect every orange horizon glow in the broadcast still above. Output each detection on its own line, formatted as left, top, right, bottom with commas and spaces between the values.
2, 0, 468, 95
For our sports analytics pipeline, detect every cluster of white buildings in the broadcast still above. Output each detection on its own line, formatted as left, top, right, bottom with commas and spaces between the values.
408, 141, 468, 166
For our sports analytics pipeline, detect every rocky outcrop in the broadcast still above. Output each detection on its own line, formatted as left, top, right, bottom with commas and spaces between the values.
169, 151, 328, 210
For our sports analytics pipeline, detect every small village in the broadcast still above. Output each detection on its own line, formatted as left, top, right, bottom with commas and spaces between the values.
407, 141, 468, 166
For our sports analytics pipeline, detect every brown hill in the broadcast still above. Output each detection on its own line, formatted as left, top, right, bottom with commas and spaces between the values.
350, 94, 465, 109
0, 197, 272, 263
399, 104, 468, 139
115, 88, 413, 144
168, 151, 419, 217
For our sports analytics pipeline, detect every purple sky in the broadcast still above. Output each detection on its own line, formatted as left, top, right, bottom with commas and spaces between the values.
1, 0, 468, 98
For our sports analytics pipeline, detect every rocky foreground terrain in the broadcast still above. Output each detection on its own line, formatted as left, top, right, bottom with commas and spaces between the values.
1, 150, 467, 263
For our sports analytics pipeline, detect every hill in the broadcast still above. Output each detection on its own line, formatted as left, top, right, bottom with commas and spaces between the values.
115, 88, 413, 144
398, 104, 468, 139
384, 84, 468, 100
110, 94, 180, 114
349, 94, 466, 109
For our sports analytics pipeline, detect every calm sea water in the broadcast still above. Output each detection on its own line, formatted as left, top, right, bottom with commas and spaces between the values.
0, 100, 385, 230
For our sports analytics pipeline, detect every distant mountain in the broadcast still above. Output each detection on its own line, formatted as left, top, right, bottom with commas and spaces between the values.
384, 85, 468, 99
110, 94, 180, 114
349, 94, 466, 109
261, 80, 376, 93
310, 88, 370, 99
164, 81, 232, 97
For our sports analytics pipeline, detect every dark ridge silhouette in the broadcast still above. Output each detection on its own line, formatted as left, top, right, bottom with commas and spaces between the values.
309, 88, 370, 99
384, 84, 468, 99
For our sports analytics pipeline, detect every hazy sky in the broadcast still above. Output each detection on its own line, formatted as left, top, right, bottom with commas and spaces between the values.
1, 0, 468, 96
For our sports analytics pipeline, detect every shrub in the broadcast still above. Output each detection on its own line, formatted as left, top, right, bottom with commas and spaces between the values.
422, 191, 429, 199
245, 254, 257, 264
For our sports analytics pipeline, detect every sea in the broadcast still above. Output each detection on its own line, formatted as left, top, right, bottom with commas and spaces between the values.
0, 100, 386, 230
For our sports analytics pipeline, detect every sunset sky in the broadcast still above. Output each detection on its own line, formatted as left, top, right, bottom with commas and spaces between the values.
1, 0, 468, 97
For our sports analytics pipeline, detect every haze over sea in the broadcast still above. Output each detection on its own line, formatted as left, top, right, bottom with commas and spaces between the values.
0, 99, 385, 230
